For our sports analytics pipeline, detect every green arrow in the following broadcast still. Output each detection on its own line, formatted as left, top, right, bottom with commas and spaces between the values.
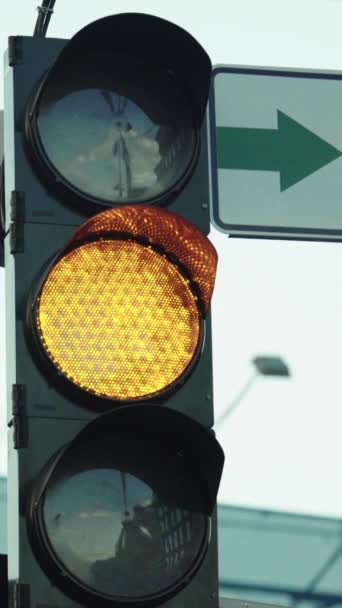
216, 110, 342, 191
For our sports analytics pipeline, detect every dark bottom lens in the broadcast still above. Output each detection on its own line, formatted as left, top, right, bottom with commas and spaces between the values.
42, 433, 208, 600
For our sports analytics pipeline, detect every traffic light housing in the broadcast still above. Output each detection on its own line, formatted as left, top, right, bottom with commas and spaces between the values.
0, 554, 8, 606
4, 13, 224, 608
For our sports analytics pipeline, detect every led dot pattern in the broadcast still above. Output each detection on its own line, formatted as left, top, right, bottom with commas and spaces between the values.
67, 205, 217, 313
36, 239, 201, 400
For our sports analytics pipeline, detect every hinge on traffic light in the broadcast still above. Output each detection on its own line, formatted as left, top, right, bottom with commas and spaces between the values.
10, 191, 25, 254
9, 384, 28, 449
8, 581, 30, 608
8, 36, 23, 67
11, 191, 26, 222
10, 222, 25, 254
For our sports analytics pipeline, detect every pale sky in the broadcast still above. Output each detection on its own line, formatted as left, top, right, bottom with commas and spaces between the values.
1, 0, 342, 518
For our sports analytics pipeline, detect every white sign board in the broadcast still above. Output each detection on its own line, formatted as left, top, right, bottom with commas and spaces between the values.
209, 66, 342, 240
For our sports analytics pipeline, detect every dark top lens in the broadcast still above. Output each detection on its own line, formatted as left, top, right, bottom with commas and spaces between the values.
36, 52, 197, 205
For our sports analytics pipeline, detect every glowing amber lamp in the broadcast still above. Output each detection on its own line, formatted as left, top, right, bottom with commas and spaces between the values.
34, 206, 217, 401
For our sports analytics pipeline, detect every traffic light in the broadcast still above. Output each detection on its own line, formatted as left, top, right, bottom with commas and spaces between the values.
0, 554, 8, 606
4, 12, 224, 608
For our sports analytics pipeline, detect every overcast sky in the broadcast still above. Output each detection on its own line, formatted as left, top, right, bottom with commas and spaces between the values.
1, 0, 342, 518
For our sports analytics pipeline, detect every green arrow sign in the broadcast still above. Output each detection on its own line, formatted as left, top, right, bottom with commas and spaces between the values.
216, 110, 342, 191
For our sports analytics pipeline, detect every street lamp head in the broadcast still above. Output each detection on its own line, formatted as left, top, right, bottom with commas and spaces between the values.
253, 356, 290, 377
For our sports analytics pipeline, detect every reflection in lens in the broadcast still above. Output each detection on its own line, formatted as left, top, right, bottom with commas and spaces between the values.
36, 53, 197, 204
42, 435, 207, 600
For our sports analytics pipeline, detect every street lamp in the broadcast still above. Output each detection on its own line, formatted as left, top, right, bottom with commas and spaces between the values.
215, 355, 290, 429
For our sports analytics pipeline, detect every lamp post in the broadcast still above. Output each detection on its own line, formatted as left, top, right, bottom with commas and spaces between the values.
215, 356, 290, 429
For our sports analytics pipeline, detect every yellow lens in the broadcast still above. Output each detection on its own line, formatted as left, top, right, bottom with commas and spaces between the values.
36, 239, 201, 400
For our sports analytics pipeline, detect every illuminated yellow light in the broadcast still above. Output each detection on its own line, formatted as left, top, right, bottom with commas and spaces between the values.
37, 239, 201, 400
70, 205, 218, 313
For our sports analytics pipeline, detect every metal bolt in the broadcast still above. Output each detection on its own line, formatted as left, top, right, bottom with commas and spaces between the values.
202, 203, 208, 209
